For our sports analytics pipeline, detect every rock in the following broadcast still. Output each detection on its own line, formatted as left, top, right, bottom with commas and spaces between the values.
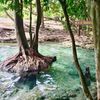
68, 93, 77, 98
15, 84, 56, 100
45, 88, 70, 100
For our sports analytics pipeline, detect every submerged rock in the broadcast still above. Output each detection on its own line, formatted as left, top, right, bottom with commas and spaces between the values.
44, 87, 70, 100
16, 87, 70, 100
15, 84, 57, 100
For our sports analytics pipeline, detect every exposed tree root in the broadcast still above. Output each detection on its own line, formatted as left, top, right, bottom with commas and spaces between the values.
0, 48, 56, 76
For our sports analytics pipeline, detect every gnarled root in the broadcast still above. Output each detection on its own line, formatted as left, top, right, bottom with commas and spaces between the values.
0, 48, 56, 76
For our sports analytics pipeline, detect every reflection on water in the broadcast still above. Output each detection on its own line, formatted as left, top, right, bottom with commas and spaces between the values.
14, 72, 55, 90
15, 75, 37, 90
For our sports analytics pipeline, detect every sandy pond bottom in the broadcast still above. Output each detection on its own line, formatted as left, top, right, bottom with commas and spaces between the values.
0, 43, 96, 100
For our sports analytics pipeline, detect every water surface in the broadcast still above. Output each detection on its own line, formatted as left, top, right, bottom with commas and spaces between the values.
0, 43, 95, 100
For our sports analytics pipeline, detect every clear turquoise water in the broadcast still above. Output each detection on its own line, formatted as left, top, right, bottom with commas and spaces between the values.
0, 43, 95, 99
39, 43, 95, 90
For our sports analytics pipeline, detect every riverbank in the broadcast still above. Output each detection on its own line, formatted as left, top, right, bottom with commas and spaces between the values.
0, 17, 94, 49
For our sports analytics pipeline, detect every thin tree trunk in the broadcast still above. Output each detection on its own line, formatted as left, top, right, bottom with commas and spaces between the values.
59, 0, 93, 99
91, 1, 97, 49
41, 7, 45, 28
4, 9, 14, 21
95, 3, 100, 100
32, 0, 42, 52
4, 9, 30, 28
92, 1, 100, 99
29, 0, 33, 48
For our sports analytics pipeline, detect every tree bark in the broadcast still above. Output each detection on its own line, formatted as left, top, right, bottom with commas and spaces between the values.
41, 7, 45, 28
95, 2, 100, 100
32, 0, 42, 52
59, 0, 93, 99
14, 0, 29, 52
29, 0, 33, 48
91, 0, 100, 99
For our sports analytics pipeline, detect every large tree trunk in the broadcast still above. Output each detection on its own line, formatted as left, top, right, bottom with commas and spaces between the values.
14, 0, 29, 52
91, 0, 100, 99
32, 0, 42, 52
59, 0, 93, 99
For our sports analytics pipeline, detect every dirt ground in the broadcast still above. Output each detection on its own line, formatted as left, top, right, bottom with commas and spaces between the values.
0, 17, 94, 49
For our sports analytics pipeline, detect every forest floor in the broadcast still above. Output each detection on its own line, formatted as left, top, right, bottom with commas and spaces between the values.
0, 17, 94, 49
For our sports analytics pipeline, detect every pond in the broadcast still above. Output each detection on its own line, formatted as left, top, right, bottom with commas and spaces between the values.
0, 43, 96, 100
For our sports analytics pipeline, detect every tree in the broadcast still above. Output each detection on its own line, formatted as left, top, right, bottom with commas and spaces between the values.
29, 0, 33, 48
32, 0, 42, 52
15, 0, 29, 52
41, 6, 45, 28
43, 0, 88, 21
91, 0, 100, 99
0, 0, 56, 76
58, 0, 93, 99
